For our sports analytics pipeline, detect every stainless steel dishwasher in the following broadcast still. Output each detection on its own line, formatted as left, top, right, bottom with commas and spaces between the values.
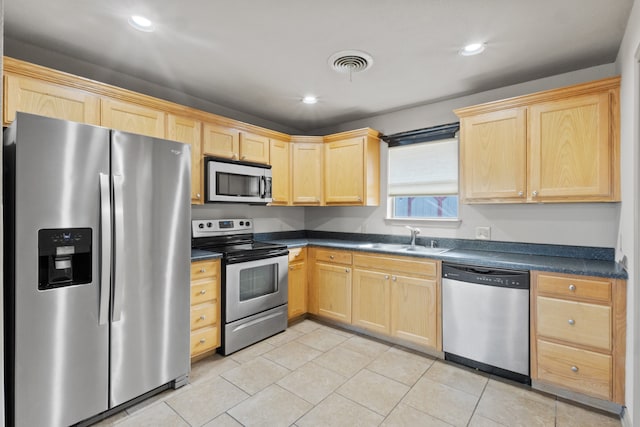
442, 263, 530, 384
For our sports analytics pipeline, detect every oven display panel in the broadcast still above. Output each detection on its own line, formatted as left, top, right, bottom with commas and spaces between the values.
219, 220, 234, 229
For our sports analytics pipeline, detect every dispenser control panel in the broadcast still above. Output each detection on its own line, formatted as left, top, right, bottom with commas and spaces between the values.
38, 228, 92, 290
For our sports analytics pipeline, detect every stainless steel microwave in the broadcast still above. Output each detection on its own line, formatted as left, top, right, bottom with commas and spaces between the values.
206, 158, 272, 204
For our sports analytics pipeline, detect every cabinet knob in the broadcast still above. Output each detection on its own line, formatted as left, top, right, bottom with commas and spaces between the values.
329, 255, 335, 259
571, 366, 579, 373
532, 191, 538, 197
290, 266, 294, 270
196, 193, 201, 199
568, 319, 575, 326
232, 153, 238, 160
518, 191, 524, 197
569, 284, 576, 292
199, 315, 206, 321
295, 253, 299, 257
200, 268, 206, 273
384, 275, 389, 280
345, 268, 350, 273
357, 196, 362, 201
199, 339, 206, 344
200, 290, 206, 295
392, 276, 397, 281
241, 155, 247, 160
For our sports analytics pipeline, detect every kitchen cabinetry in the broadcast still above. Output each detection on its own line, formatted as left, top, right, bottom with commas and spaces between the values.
269, 138, 291, 205
202, 122, 240, 160
190, 259, 221, 360
291, 137, 324, 205
4, 73, 101, 126
310, 248, 353, 323
168, 114, 203, 204
531, 271, 626, 403
455, 77, 620, 203
240, 131, 270, 164
287, 248, 307, 320
353, 253, 441, 350
323, 128, 381, 206
101, 98, 166, 138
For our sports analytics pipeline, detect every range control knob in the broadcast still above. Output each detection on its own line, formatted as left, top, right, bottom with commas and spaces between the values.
239, 221, 245, 226
246, 221, 251, 226
206, 222, 212, 227
198, 223, 204, 229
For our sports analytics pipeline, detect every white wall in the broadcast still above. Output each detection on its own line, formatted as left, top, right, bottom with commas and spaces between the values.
615, 0, 640, 424
307, 65, 621, 247
3, 38, 302, 135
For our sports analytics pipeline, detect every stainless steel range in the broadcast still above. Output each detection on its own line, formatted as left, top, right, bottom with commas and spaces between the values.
192, 219, 289, 355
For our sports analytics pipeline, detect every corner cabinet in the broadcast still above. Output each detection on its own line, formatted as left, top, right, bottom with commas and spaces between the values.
323, 128, 381, 206
291, 137, 324, 206
530, 271, 626, 404
455, 77, 620, 203
269, 137, 291, 206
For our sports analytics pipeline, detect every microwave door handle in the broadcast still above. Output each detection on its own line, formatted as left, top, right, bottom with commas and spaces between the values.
260, 175, 265, 198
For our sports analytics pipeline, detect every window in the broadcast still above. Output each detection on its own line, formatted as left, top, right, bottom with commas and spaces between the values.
388, 138, 458, 219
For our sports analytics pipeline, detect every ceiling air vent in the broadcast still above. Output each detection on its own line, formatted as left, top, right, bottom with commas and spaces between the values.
328, 50, 373, 79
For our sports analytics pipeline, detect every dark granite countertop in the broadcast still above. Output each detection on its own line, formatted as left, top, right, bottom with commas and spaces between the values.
260, 238, 627, 279
191, 249, 222, 261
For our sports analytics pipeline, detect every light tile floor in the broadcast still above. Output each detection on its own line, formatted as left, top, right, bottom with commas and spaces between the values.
93, 319, 622, 427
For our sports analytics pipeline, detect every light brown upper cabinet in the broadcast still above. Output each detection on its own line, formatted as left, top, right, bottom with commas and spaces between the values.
202, 122, 240, 160
291, 136, 324, 205
455, 77, 620, 203
240, 132, 270, 164
269, 138, 291, 205
101, 98, 166, 139
323, 128, 381, 206
168, 114, 203, 204
4, 73, 100, 126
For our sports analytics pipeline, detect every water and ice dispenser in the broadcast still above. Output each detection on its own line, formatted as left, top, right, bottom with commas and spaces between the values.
38, 228, 92, 290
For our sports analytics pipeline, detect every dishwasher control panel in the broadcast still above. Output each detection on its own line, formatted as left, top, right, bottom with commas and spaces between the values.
442, 263, 529, 289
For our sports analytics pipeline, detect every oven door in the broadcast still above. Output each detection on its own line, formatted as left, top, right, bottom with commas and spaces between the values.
225, 254, 288, 322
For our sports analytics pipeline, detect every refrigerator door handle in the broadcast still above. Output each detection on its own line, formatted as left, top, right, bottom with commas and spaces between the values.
112, 174, 125, 322
99, 173, 111, 325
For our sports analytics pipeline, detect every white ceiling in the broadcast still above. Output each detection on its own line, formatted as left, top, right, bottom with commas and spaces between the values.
3, 0, 634, 132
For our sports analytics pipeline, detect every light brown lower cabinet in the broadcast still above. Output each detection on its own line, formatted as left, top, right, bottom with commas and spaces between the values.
287, 248, 307, 320
531, 271, 626, 404
190, 259, 221, 360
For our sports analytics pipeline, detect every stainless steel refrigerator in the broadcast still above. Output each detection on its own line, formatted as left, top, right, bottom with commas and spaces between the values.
3, 113, 191, 427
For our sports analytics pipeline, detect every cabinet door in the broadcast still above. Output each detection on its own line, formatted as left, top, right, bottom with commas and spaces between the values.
316, 262, 352, 323
202, 123, 240, 160
291, 143, 323, 205
288, 261, 307, 319
168, 114, 203, 204
324, 137, 364, 204
4, 74, 100, 126
352, 269, 391, 334
391, 275, 439, 350
101, 98, 165, 138
529, 93, 612, 201
269, 138, 291, 205
240, 132, 270, 164
460, 108, 527, 202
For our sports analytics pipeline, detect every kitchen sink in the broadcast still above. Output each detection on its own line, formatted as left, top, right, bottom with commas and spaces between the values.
357, 243, 449, 255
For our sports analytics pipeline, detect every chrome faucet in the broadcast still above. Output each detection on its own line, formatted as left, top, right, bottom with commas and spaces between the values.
405, 226, 420, 248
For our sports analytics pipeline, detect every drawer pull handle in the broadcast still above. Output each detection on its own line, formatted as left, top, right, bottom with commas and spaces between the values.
571, 366, 579, 373
199, 339, 206, 344
568, 319, 575, 326
200, 290, 206, 295
290, 266, 294, 270
196, 193, 201, 199
329, 255, 335, 259
569, 284, 576, 292
295, 253, 299, 257
200, 268, 206, 273
199, 315, 206, 321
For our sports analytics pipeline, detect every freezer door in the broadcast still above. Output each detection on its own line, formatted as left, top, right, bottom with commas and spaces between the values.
9, 114, 110, 427
110, 131, 191, 407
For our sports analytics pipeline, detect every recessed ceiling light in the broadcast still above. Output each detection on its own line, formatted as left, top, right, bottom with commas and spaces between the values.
302, 96, 318, 105
459, 42, 486, 56
129, 15, 154, 32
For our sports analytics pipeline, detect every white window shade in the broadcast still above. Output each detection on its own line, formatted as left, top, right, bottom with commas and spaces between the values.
388, 138, 458, 196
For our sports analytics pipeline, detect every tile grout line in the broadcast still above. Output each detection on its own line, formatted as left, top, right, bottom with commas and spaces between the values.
465, 376, 490, 427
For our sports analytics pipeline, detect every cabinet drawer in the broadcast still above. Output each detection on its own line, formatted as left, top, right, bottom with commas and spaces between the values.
353, 253, 437, 277
537, 296, 611, 351
537, 273, 611, 303
191, 260, 218, 281
190, 303, 217, 330
537, 339, 611, 400
190, 326, 219, 356
191, 280, 217, 305
289, 247, 306, 263
314, 249, 352, 265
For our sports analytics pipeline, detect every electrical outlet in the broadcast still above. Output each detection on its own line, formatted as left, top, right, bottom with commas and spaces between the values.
475, 226, 491, 240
